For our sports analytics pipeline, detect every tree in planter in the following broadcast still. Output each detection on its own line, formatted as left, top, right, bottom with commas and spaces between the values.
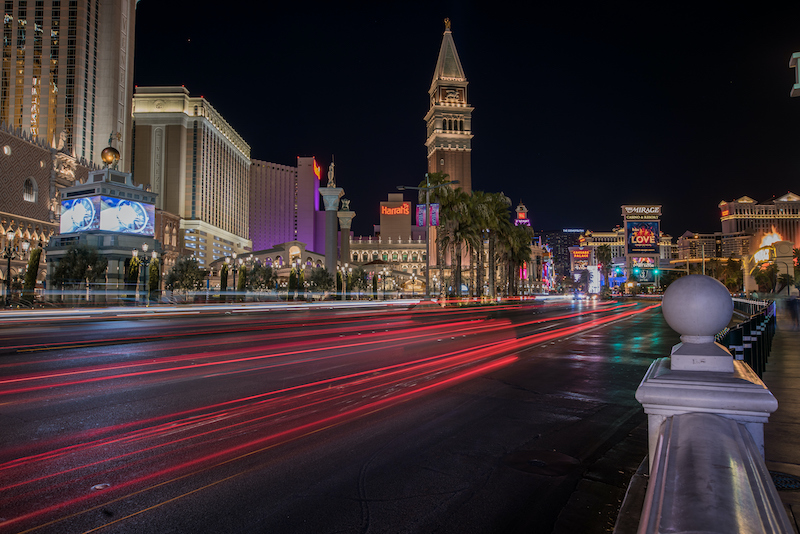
22, 246, 42, 303
245, 264, 277, 292
148, 259, 160, 302
124, 256, 140, 301
220, 263, 228, 292
307, 267, 334, 299
288, 268, 298, 300
236, 264, 246, 293
52, 244, 108, 303
164, 256, 207, 295
349, 266, 368, 299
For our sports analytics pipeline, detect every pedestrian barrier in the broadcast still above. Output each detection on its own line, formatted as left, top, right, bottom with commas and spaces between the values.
715, 299, 775, 378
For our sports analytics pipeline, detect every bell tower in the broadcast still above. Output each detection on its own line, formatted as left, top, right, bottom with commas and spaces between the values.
425, 18, 473, 193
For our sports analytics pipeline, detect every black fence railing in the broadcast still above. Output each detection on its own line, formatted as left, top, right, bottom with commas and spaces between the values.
715, 300, 776, 377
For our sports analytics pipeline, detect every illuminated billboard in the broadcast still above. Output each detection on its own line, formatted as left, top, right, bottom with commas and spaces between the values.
570, 248, 591, 270
61, 195, 155, 236
61, 196, 101, 233
99, 196, 154, 235
626, 221, 659, 254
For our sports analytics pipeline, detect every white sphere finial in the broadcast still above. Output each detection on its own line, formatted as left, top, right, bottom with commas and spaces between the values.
662, 275, 733, 344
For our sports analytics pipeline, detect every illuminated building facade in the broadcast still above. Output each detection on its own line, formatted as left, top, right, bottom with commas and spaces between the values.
719, 193, 800, 248
46, 165, 161, 291
540, 229, 584, 276
677, 231, 752, 261
0, 0, 136, 170
250, 157, 325, 254
131, 87, 252, 266
425, 19, 473, 193
0, 125, 96, 293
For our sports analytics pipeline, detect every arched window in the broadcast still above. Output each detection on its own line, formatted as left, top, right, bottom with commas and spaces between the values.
448, 119, 453, 130
391, 252, 398, 262
459, 120, 464, 131
412, 253, 418, 262
352, 252, 358, 262
382, 252, 388, 261
372, 252, 378, 261
23, 178, 37, 203
402, 252, 408, 262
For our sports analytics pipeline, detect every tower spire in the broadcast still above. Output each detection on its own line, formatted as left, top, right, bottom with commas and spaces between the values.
424, 20, 473, 193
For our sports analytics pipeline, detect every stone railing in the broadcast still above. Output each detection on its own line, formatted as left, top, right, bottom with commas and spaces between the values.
625, 275, 792, 533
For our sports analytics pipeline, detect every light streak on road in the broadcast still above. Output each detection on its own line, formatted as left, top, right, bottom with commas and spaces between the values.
0, 301, 660, 532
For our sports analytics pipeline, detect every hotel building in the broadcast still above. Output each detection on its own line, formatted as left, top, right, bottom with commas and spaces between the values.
1, 0, 136, 170
719, 193, 800, 248
250, 157, 326, 254
131, 86, 252, 267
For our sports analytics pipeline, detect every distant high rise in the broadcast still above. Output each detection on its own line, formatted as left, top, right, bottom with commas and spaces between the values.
0, 0, 136, 169
425, 18, 473, 193
250, 157, 326, 253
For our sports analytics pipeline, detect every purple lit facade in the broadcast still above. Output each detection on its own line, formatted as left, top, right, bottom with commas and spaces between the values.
249, 156, 326, 253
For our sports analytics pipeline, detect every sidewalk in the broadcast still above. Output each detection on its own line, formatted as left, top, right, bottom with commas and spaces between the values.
762, 308, 800, 533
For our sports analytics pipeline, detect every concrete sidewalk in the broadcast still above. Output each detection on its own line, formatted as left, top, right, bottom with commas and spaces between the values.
763, 308, 800, 533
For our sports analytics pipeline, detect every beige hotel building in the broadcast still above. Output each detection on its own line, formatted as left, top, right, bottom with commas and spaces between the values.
131, 87, 252, 267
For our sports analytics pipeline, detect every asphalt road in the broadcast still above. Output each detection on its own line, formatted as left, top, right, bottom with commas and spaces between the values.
0, 299, 676, 533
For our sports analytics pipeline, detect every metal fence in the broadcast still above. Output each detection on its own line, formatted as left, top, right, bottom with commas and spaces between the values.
715, 299, 776, 377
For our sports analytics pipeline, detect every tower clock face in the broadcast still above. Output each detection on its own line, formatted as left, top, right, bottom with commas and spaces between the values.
439, 87, 463, 103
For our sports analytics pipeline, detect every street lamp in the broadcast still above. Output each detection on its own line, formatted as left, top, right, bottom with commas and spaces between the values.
397, 176, 459, 299
231, 252, 238, 293
3, 230, 21, 306
134, 243, 157, 305
381, 267, 388, 300
340, 262, 349, 301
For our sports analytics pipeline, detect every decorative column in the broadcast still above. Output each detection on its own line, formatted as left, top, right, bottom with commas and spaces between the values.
636, 275, 778, 470
319, 163, 343, 274
337, 199, 356, 268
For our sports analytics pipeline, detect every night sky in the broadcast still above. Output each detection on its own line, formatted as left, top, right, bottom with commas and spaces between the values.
133, 2, 800, 239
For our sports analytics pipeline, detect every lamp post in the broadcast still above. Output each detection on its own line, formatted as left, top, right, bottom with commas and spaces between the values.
381, 267, 387, 300
340, 262, 348, 301
397, 176, 459, 299
3, 230, 20, 306
412, 274, 416, 298
231, 252, 238, 294
134, 243, 157, 306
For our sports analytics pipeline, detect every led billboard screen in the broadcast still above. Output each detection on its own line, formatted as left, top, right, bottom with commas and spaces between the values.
60, 195, 155, 236
99, 196, 155, 235
626, 221, 659, 254
61, 197, 101, 233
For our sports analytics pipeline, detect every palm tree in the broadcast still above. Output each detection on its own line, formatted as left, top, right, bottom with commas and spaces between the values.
596, 244, 612, 293
486, 193, 512, 297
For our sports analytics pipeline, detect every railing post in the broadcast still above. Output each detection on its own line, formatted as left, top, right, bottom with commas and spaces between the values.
636, 275, 778, 468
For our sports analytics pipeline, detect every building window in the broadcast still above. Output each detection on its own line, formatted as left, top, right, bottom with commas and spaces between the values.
352, 252, 358, 262
382, 252, 388, 261
402, 252, 408, 261
23, 178, 37, 202
392, 252, 398, 262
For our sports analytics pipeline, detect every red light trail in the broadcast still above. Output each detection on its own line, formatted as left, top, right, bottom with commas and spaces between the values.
0, 301, 660, 532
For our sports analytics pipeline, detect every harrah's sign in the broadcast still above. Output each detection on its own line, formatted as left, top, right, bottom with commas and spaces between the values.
381, 202, 410, 216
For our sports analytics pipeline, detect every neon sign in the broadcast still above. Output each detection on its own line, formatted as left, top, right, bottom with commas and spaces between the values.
381, 202, 410, 215
626, 221, 659, 254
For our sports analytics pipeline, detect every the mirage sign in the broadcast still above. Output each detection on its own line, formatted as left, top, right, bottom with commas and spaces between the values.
621, 205, 661, 220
